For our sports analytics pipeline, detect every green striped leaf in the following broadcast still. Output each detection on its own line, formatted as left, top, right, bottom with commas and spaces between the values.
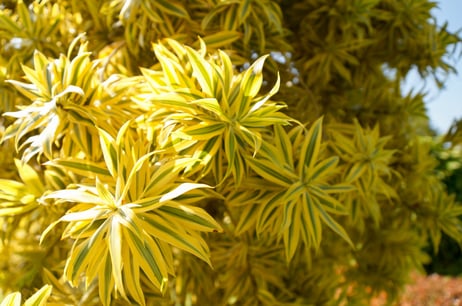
247, 157, 295, 187
281, 197, 297, 233
185, 46, 215, 96
0, 292, 21, 306
143, 158, 196, 196
122, 246, 144, 305
319, 184, 355, 194
256, 191, 285, 233
283, 213, 301, 261
238, 0, 252, 23
65, 221, 107, 282
224, 129, 237, 178
148, 92, 195, 110
201, 31, 242, 49
98, 130, 119, 179
176, 123, 226, 140
5, 79, 43, 101
299, 117, 323, 175
129, 195, 163, 212
140, 213, 210, 264
191, 98, 227, 119
21, 63, 49, 94
302, 193, 322, 248
188, 133, 222, 172
17, 0, 33, 32
223, 3, 239, 30
44, 189, 106, 206
46, 158, 110, 177
316, 204, 354, 248
23, 285, 52, 306
160, 183, 210, 203
82, 236, 107, 283
237, 124, 262, 156
14, 159, 44, 196
0, 12, 21, 33
154, 51, 186, 87
345, 162, 367, 183
309, 185, 347, 215
239, 55, 268, 114
158, 204, 222, 232
108, 216, 125, 299
273, 124, 294, 166
310, 156, 339, 181
96, 178, 115, 207
152, 0, 190, 19
64, 52, 93, 88
65, 105, 95, 129
284, 181, 305, 203
235, 203, 259, 234
119, 151, 155, 202
124, 227, 168, 292
99, 252, 114, 306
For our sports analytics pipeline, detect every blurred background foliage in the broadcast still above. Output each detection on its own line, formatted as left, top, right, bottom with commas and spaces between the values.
426, 129, 462, 276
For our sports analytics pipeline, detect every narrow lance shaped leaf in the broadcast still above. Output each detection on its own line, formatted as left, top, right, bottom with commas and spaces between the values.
108, 216, 126, 299
45, 158, 111, 177
273, 124, 294, 166
176, 123, 226, 140
23, 285, 52, 306
98, 128, 118, 178
316, 204, 354, 248
122, 247, 145, 306
160, 183, 211, 203
247, 157, 294, 187
140, 213, 211, 265
99, 252, 115, 306
152, 0, 190, 19
123, 227, 168, 292
302, 193, 322, 248
0, 292, 21, 306
43, 189, 107, 206
299, 117, 323, 175
283, 212, 301, 262
201, 31, 242, 49
158, 204, 223, 232
238, 55, 268, 116
65, 220, 108, 283
185, 45, 215, 96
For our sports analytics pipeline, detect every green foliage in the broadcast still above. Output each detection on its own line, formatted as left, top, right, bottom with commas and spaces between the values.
425, 139, 462, 276
0, 0, 461, 305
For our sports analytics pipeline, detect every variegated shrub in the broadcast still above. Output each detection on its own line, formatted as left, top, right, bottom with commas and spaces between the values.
1, 0, 461, 305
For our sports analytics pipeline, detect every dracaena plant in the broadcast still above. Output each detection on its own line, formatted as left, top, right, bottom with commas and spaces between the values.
0, 158, 71, 293
2, 39, 138, 162
39, 121, 222, 305
1, 1, 462, 306
135, 39, 292, 185
328, 121, 398, 226
228, 118, 355, 261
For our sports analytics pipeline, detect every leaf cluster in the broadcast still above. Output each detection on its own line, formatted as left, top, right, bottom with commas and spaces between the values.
0, 1, 461, 305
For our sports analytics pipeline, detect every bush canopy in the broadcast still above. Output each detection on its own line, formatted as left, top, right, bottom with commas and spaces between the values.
0, 0, 461, 305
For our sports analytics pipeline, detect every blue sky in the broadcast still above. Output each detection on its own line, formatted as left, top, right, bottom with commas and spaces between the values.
405, 0, 462, 134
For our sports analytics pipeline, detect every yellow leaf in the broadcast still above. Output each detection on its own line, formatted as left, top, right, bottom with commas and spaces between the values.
201, 31, 242, 49
23, 285, 52, 306
0, 292, 21, 306
299, 117, 323, 175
